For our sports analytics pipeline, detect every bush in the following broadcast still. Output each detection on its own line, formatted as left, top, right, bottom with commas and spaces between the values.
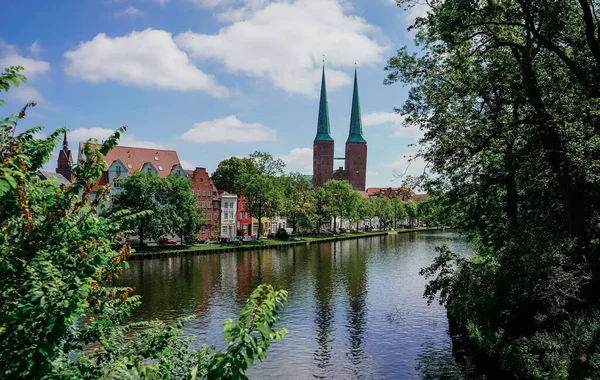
275, 228, 289, 240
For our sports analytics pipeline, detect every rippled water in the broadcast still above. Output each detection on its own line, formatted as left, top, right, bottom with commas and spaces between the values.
115, 231, 479, 379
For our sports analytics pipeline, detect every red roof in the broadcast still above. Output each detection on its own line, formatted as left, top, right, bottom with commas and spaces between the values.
102, 146, 181, 177
365, 187, 421, 201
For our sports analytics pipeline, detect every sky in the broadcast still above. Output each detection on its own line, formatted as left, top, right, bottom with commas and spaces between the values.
1, 0, 428, 188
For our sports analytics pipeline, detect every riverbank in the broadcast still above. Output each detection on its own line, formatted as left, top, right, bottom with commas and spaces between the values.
129, 227, 442, 259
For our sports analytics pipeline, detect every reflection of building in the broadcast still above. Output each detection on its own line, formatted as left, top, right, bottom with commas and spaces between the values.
220, 193, 238, 238
313, 67, 367, 191
188, 168, 220, 240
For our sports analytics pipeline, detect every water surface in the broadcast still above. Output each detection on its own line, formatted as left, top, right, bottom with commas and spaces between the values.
115, 231, 478, 379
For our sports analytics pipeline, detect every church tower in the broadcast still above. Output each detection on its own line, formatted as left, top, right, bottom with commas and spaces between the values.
313, 66, 334, 188
56, 131, 73, 182
345, 68, 367, 191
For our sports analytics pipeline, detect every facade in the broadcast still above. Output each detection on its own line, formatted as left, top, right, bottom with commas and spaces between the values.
220, 193, 238, 238
75, 142, 187, 207
313, 67, 367, 191
188, 168, 220, 240
236, 196, 251, 237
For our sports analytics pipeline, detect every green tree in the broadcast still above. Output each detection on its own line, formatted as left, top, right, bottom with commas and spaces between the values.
387, 0, 600, 377
374, 197, 393, 229
113, 171, 164, 245
239, 151, 285, 239
322, 180, 356, 232
160, 174, 205, 244
313, 186, 331, 231
281, 172, 314, 233
355, 196, 374, 231
404, 200, 418, 228
211, 156, 257, 193
390, 196, 406, 228
0, 68, 287, 379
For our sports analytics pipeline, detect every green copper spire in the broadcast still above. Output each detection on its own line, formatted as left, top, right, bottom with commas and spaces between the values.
347, 68, 366, 143
315, 65, 333, 141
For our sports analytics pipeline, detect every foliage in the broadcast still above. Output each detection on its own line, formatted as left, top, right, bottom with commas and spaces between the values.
387, 0, 600, 377
322, 180, 357, 231
211, 156, 257, 194
0, 68, 287, 379
160, 174, 205, 245
275, 228, 289, 241
281, 172, 315, 233
238, 151, 285, 239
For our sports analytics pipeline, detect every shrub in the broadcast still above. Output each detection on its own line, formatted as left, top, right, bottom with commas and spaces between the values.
275, 228, 289, 240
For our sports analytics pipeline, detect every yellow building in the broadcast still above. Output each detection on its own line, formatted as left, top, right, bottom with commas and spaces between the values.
251, 217, 272, 237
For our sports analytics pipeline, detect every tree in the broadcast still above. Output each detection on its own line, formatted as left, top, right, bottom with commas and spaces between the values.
160, 174, 204, 244
281, 172, 314, 233
239, 151, 285, 239
0, 68, 287, 378
356, 196, 375, 231
313, 186, 331, 231
387, 1, 600, 377
113, 170, 164, 245
322, 180, 356, 232
390, 196, 406, 228
211, 156, 257, 193
404, 200, 418, 228
374, 197, 393, 229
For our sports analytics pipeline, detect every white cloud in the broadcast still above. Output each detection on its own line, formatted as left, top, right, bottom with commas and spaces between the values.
27, 41, 44, 56
180, 160, 197, 170
0, 42, 50, 79
362, 111, 423, 140
280, 147, 312, 174
115, 6, 143, 17
175, 0, 387, 96
69, 127, 165, 149
64, 29, 229, 97
9, 85, 44, 103
180, 115, 276, 143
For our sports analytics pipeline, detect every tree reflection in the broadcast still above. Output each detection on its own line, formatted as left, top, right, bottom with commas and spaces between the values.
312, 243, 336, 377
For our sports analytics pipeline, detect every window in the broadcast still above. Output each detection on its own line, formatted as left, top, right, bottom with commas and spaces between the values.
243, 225, 248, 231
202, 201, 206, 207
202, 191, 206, 196
245, 212, 248, 219
158, 165, 163, 171
207, 213, 211, 220
207, 203, 211, 209
198, 201, 201, 207
113, 180, 120, 188
237, 221, 240, 229
201, 226, 206, 233
214, 213, 218, 220
224, 202, 228, 209
127, 163, 133, 169
200, 178, 203, 182
116, 165, 121, 176
154, 155, 159, 161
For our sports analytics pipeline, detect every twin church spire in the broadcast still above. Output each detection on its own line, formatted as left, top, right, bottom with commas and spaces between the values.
314, 65, 366, 144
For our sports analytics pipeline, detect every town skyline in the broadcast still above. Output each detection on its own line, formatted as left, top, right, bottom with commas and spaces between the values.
1, 0, 427, 187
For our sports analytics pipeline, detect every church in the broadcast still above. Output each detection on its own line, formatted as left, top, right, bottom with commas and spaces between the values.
313, 66, 367, 191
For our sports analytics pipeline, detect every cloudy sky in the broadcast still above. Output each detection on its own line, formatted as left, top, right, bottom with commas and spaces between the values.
2, 0, 427, 187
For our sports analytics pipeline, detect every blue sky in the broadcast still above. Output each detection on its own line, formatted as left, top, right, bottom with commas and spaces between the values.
1, 0, 427, 188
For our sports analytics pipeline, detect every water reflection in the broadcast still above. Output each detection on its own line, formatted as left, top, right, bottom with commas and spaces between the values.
115, 232, 476, 379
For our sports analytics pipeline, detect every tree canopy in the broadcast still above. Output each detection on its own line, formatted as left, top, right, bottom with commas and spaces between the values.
387, 0, 600, 377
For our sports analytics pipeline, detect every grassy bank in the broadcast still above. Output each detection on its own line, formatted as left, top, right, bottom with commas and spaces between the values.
130, 227, 441, 258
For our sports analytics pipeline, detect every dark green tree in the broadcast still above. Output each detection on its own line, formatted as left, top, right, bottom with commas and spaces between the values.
281, 172, 314, 233
211, 156, 257, 193
387, 0, 600, 377
160, 174, 205, 244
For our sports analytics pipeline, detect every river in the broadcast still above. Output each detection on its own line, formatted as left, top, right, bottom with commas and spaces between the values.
115, 231, 479, 379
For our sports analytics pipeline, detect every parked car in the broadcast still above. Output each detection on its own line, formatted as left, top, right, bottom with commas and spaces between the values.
157, 237, 178, 246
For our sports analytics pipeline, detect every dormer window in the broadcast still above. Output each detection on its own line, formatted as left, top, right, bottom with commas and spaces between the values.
154, 155, 159, 161
158, 165, 163, 171
127, 164, 133, 169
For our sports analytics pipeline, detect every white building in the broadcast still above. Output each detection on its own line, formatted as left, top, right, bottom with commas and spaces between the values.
220, 193, 238, 238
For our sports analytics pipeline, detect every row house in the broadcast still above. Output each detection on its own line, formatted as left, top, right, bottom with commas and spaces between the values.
187, 168, 220, 240
220, 193, 237, 238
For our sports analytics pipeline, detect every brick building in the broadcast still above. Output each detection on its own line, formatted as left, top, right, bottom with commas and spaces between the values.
187, 168, 220, 240
56, 131, 73, 182
236, 195, 252, 237
313, 67, 367, 191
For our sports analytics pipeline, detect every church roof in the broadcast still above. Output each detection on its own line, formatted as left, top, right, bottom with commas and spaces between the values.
315, 66, 334, 141
347, 68, 366, 144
